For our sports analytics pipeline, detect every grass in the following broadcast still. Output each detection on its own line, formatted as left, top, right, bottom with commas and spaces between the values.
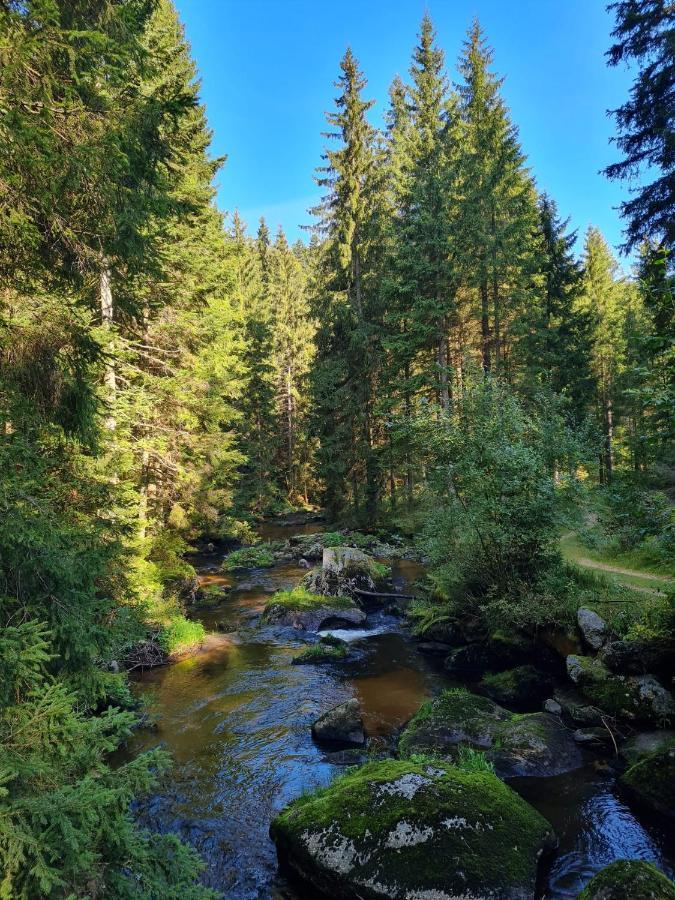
222, 544, 275, 571
158, 615, 205, 654
264, 585, 356, 611
292, 642, 348, 664
560, 531, 674, 594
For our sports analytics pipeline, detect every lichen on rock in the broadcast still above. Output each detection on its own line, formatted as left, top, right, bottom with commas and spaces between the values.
270, 759, 555, 900
578, 860, 675, 899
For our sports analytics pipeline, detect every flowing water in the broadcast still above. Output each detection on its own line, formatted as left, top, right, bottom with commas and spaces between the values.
123, 519, 674, 898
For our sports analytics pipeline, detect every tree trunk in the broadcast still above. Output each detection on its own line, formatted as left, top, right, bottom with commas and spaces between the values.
437, 316, 450, 413
286, 365, 294, 494
100, 265, 116, 431
480, 279, 491, 373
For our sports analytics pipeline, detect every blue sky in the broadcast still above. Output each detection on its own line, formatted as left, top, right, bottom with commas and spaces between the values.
174, 0, 636, 261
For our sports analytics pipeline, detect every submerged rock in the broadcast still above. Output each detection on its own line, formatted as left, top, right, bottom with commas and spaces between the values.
578, 860, 675, 899
479, 665, 554, 711
270, 759, 555, 900
566, 655, 675, 725
619, 744, 675, 824
311, 699, 365, 747
399, 688, 584, 778
577, 607, 610, 651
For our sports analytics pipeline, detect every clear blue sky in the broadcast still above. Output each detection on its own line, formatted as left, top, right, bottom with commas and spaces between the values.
174, 0, 636, 261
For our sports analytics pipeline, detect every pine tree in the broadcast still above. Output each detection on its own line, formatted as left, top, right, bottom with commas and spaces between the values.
457, 20, 539, 376
605, 0, 675, 255
310, 48, 382, 519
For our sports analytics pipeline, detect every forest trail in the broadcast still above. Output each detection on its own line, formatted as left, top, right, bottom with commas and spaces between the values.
560, 532, 673, 595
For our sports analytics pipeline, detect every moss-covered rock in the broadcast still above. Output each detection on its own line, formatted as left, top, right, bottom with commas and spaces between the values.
262, 587, 366, 631
399, 688, 584, 778
270, 759, 555, 900
480, 665, 554, 711
620, 730, 675, 767
619, 745, 675, 824
221, 545, 276, 571
600, 639, 675, 678
292, 641, 349, 665
566, 655, 675, 725
578, 860, 675, 899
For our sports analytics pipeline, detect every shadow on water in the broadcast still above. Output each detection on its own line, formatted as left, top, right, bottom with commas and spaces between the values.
123, 528, 674, 898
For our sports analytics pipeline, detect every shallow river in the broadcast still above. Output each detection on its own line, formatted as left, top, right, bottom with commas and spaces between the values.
124, 521, 674, 898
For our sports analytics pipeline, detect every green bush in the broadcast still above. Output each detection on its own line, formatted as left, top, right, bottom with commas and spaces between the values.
158, 616, 205, 654
222, 544, 275, 570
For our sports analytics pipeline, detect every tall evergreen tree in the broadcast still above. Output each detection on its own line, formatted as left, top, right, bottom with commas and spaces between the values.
605, 0, 675, 256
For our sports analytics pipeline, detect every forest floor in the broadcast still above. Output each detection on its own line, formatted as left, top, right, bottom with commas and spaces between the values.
560, 531, 674, 595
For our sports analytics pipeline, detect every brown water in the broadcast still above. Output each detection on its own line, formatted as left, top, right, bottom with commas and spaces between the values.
124, 523, 674, 898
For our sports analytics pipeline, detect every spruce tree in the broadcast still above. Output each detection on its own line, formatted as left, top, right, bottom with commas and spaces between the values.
605, 0, 675, 255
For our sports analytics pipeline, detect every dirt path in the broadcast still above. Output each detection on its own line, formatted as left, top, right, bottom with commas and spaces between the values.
574, 555, 673, 584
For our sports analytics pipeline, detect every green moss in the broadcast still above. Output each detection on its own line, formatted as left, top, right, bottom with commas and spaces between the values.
578, 861, 675, 900
620, 746, 675, 822
271, 759, 552, 895
292, 642, 348, 664
399, 688, 504, 756
222, 545, 275, 571
263, 586, 356, 613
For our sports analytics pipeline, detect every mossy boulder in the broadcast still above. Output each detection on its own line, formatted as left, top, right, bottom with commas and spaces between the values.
293, 639, 349, 665
399, 688, 583, 778
578, 860, 675, 899
566, 655, 675, 725
304, 546, 390, 598
619, 745, 675, 824
262, 587, 366, 632
270, 759, 555, 900
479, 665, 554, 711
620, 730, 675, 767
600, 639, 675, 678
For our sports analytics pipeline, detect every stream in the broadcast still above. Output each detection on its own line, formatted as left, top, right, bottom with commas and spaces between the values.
123, 520, 674, 898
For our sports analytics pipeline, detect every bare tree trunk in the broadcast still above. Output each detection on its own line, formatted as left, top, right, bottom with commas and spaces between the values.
286, 365, 294, 494
100, 265, 116, 431
437, 315, 450, 414
480, 279, 491, 373
603, 387, 614, 484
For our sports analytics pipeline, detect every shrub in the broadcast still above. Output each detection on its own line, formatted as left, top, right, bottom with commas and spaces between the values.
158, 616, 205, 654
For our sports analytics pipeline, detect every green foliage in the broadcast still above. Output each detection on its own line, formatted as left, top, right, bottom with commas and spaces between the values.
292, 641, 348, 664
0, 621, 216, 899
264, 586, 355, 612
456, 746, 496, 774
158, 617, 206, 655
222, 544, 276, 571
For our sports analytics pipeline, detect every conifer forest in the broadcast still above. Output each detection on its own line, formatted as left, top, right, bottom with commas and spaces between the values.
0, 2, 674, 898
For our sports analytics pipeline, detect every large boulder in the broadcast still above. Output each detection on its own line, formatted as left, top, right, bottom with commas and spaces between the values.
600, 639, 675, 677
479, 665, 554, 712
312, 699, 365, 747
304, 546, 389, 598
619, 744, 675, 824
577, 607, 609, 651
578, 860, 675, 900
262, 587, 366, 632
270, 759, 555, 900
620, 730, 675, 767
566, 655, 675, 725
399, 688, 584, 778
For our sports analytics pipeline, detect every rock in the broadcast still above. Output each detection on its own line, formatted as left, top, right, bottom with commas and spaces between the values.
262, 588, 367, 632
417, 619, 460, 644
270, 759, 556, 900
416, 641, 453, 655
108, 659, 120, 674
544, 698, 563, 715
554, 688, 603, 726
311, 699, 365, 747
399, 688, 584, 778
620, 730, 675, 767
566, 655, 675, 725
577, 607, 609, 651
479, 665, 554, 712
573, 727, 615, 752
298, 558, 311, 569
619, 744, 675, 824
578, 860, 675, 900
444, 644, 503, 678
600, 639, 675, 677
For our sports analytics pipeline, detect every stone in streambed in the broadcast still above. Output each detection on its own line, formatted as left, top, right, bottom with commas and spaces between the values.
619, 744, 675, 824
577, 607, 609, 651
311, 698, 365, 747
600, 638, 675, 677
566, 655, 675, 725
262, 587, 366, 632
479, 665, 554, 711
399, 687, 584, 778
578, 860, 675, 900
270, 759, 556, 900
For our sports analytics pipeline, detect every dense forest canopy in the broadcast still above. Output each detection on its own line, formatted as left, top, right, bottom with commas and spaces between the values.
0, 0, 673, 896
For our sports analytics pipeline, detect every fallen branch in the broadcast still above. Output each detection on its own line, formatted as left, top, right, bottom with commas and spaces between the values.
353, 588, 415, 601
